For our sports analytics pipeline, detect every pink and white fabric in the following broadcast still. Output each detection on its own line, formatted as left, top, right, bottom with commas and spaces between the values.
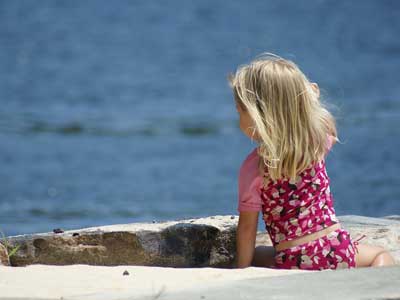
237, 134, 365, 270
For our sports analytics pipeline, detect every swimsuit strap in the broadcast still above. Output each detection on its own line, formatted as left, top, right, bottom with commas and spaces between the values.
352, 234, 367, 254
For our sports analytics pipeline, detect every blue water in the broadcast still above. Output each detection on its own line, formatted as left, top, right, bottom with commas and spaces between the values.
1, 1, 399, 236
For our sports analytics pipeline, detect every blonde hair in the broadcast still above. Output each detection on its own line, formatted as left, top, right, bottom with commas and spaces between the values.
228, 52, 339, 182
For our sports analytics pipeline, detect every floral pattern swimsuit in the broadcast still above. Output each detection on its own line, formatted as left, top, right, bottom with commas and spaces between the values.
237, 135, 366, 271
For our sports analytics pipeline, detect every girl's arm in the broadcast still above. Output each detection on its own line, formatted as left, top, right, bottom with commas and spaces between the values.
235, 210, 259, 268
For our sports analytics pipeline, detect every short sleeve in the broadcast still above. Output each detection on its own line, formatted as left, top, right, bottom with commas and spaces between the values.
237, 176, 263, 212
237, 149, 263, 212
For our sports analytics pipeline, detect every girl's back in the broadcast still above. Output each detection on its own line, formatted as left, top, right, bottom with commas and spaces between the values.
230, 53, 394, 270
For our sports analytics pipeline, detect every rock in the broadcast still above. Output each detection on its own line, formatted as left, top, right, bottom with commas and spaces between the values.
5, 215, 236, 267
383, 215, 400, 222
0, 242, 10, 266
3, 214, 400, 268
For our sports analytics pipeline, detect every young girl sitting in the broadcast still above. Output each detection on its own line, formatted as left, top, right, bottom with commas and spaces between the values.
228, 53, 396, 270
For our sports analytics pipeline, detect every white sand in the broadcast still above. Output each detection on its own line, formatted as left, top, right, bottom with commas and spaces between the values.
0, 264, 312, 298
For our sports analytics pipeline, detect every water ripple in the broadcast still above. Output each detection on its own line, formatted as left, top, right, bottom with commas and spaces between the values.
0, 114, 234, 137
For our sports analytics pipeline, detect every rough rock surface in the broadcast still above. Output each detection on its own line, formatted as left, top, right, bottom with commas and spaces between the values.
0, 242, 10, 266
2, 214, 399, 268
2, 215, 237, 267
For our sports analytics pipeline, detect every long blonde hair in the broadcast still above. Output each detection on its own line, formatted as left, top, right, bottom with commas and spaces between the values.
228, 52, 339, 182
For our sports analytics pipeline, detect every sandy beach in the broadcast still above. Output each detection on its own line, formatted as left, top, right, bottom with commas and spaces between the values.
0, 264, 307, 299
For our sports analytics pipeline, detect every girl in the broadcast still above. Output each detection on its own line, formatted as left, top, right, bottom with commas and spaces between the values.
228, 53, 396, 270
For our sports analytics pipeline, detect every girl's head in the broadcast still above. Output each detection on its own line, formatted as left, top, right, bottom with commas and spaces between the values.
228, 52, 339, 181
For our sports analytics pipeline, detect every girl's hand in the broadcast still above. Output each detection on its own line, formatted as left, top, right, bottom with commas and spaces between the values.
235, 211, 259, 268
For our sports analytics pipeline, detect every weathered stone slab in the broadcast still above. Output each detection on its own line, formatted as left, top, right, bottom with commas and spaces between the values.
0, 243, 10, 266
2, 215, 237, 267
2, 214, 399, 268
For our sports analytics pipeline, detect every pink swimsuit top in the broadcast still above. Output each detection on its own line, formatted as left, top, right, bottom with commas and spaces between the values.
237, 134, 339, 247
